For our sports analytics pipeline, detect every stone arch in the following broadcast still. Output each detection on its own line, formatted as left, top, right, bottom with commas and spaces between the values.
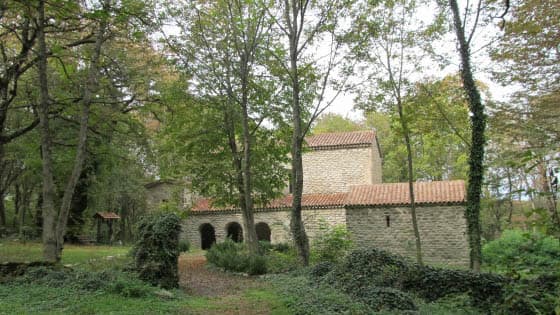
255, 222, 271, 242
199, 223, 216, 250
226, 222, 243, 242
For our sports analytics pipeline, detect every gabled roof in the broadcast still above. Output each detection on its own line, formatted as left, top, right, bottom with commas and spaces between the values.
191, 192, 347, 212
93, 212, 121, 219
190, 180, 466, 213
305, 130, 376, 150
346, 180, 466, 207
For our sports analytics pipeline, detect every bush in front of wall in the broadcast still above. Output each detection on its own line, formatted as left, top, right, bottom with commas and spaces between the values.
131, 213, 181, 289
205, 239, 267, 275
311, 223, 353, 264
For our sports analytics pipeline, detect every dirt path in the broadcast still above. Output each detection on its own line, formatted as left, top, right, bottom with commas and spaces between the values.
177, 253, 284, 314
178, 253, 261, 297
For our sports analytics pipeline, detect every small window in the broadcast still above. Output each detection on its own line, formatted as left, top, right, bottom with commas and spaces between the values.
385, 215, 390, 227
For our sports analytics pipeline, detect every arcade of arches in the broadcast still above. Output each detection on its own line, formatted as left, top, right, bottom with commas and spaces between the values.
198, 221, 273, 248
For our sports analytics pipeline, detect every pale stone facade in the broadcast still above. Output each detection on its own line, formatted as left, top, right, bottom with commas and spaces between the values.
183, 208, 345, 246
302, 146, 382, 194
180, 130, 470, 266
346, 205, 469, 266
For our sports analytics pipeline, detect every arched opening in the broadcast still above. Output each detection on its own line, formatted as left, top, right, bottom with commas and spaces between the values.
256, 222, 271, 242
199, 223, 216, 250
226, 222, 243, 242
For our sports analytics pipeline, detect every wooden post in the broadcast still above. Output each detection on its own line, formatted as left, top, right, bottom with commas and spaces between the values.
96, 217, 101, 243
108, 220, 113, 245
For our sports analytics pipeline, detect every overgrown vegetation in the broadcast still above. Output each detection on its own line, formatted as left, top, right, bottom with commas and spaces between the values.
310, 223, 354, 264
131, 213, 181, 288
308, 247, 559, 314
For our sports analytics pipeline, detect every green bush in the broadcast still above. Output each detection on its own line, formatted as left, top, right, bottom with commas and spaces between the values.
265, 249, 299, 273
356, 286, 417, 312
483, 229, 560, 278
272, 274, 372, 315
131, 213, 181, 288
311, 223, 353, 264
319, 247, 507, 311
322, 248, 411, 291
178, 240, 190, 253
13, 266, 155, 298
205, 239, 267, 275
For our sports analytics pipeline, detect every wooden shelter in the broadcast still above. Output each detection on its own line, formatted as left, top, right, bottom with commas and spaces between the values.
93, 212, 120, 244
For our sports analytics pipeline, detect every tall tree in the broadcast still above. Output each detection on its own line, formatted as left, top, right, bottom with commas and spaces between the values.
162, 0, 287, 253
270, 0, 350, 265
349, 0, 424, 264
448, 0, 488, 271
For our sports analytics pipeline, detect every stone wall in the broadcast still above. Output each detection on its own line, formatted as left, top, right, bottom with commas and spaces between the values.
183, 208, 346, 249
302, 144, 382, 194
346, 205, 469, 266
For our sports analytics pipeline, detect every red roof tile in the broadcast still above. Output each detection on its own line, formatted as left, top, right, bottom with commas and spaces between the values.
94, 212, 121, 219
191, 192, 347, 212
190, 181, 465, 213
346, 180, 466, 206
305, 130, 375, 149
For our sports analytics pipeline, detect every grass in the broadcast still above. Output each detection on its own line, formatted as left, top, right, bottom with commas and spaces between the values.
0, 240, 130, 267
0, 240, 290, 315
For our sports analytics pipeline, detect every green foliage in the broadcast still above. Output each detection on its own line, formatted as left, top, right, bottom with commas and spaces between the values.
178, 240, 190, 253
265, 249, 299, 274
319, 248, 506, 311
311, 223, 354, 264
206, 239, 267, 275
355, 286, 417, 312
311, 113, 364, 134
131, 213, 181, 288
271, 274, 372, 315
499, 275, 560, 315
482, 229, 560, 278
11, 266, 153, 298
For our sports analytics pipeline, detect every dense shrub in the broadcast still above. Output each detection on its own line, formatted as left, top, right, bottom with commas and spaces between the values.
131, 213, 181, 288
309, 261, 335, 279
178, 240, 190, 253
498, 274, 560, 315
318, 247, 509, 311
355, 286, 417, 312
311, 223, 353, 264
265, 250, 299, 273
322, 248, 411, 291
12, 266, 154, 298
483, 229, 560, 278
206, 239, 267, 275
403, 265, 507, 308
272, 274, 372, 315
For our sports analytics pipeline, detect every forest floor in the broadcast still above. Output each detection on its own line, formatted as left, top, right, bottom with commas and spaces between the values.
0, 241, 289, 314
177, 251, 288, 314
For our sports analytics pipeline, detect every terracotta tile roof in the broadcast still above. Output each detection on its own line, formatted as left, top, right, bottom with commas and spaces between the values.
94, 212, 121, 219
305, 130, 375, 149
191, 192, 347, 212
346, 180, 466, 206
190, 180, 465, 213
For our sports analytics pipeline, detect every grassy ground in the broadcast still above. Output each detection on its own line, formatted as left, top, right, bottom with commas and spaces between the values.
0, 241, 289, 315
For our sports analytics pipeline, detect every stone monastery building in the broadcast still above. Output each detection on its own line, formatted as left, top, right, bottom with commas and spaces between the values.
181, 130, 470, 266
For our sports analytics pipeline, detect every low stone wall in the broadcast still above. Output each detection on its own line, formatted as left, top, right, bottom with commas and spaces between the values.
346, 205, 469, 267
182, 208, 346, 248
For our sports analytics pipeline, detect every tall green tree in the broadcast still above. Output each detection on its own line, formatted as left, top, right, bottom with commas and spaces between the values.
349, 0, 424, 264
270, 0, 351, 265
448, 0, 488, 271
161, 0, 289, 253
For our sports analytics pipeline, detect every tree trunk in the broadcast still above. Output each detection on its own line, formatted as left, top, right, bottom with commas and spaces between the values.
241, 89, 258, 254
37, 0, 59, 262
0, 193, 5, 227
449, 0, 485, 272
398, 102, 423, 265
286, 0, 310, 265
